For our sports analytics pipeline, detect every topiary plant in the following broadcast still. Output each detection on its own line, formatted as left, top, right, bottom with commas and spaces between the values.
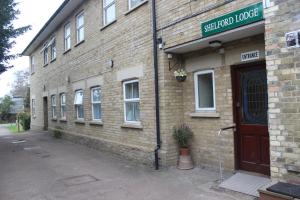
18, 112, 31, 131
173, 124, 193, 148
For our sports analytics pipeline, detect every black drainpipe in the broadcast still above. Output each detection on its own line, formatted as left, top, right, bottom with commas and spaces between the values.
151, 0, 161, 170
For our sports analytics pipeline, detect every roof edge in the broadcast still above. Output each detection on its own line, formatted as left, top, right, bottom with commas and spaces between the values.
22, 0, 71, 56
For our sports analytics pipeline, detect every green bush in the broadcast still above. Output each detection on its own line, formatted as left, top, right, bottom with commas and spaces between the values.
18, 112, 31, 131
173, 124, 193, 148
53, 126, 62, 139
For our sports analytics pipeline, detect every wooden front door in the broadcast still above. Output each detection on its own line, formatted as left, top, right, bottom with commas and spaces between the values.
232, 62, 270, 176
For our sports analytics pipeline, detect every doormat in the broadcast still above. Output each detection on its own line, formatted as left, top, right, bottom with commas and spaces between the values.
219, 172, 271, 197
267, 182, 300, 198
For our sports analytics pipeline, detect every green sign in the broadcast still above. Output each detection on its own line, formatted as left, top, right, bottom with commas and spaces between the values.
201, 2, 264, 37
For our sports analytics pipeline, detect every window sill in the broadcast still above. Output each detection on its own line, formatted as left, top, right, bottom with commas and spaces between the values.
31, 72, 35, 76
63, 49, 71, 55
88, 121, 103, 126
121, 123, 143, 130
51, 118, 58, 121
43, 63, 48, 67
125, 0, 148, 16
100, 20, 117, 31
59, 119, 67, 122
75, 40, 85, 47
189, 112, 220, 118
74, 120, 85, 124
50, 58, 56, 63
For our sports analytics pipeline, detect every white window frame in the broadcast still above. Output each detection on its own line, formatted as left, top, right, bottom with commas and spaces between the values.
91, 87, 101, 121
64, 23, 71, 51
263, 0, 271, 8
51, 95, 57, 119
194, 70, 216, 112
60, 93, 66, 119
31, 99, 36, 118
43, 45, 48, 65
50, 38, 56, 61
103, 0, 116, 26
74, 90, 84, 120
123, 79, 140, 123
76, 12, 84, 43
129, 0, 144, 10
30, 56, 35, 74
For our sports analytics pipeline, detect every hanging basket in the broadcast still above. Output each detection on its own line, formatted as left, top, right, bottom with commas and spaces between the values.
175, 76, 187, 82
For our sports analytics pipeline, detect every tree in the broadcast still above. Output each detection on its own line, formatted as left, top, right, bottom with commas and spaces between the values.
10, 70, 29, 97
0, 0, 31, 74
0, 95, 14, 121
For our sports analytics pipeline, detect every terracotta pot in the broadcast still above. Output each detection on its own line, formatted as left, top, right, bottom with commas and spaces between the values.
180, 148, 189, 156
177, 148, 194, 170
175, 76, 187, 82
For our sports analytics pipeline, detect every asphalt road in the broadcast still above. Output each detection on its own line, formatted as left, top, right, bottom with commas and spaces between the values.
0, 131, 255, 200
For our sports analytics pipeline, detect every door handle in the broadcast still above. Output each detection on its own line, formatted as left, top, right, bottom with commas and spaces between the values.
236, 102, 240, 108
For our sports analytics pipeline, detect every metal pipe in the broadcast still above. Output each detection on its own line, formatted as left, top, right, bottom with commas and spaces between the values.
218, 125, 235, 182
151, 0, 161, 170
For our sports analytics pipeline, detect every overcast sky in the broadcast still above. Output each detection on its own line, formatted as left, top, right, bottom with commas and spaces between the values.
0, 0, 64, 97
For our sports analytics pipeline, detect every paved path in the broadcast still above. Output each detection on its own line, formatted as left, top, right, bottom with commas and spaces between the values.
0, 132, 255, 200
0, 124, 11, 136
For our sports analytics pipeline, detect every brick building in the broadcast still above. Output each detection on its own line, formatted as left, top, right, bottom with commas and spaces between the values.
23, 0, 300, 181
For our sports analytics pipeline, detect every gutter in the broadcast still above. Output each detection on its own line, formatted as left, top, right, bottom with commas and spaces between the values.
151, 0, 161, 170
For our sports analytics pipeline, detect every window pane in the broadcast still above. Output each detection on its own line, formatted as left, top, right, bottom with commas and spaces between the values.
132, 82, 139, 98
77, 27, 84, 42
65, 25, 70, 37
61, 106, 66, 118
104, 0, 114, 6
92, 88, 101, 102
105, 4, 115, 24
125, 83, 132, 99
130, 0, 143, 8
61, 94, 66, 105
126, 102, 140, 121
74, 91, 83, 105
93, 104, 101, 120
66, 37, 71, 50
77, 15, 84, 28
198, 73, 214, 108
77, 105, 84, 118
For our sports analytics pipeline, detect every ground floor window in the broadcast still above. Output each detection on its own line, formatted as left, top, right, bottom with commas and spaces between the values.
60, 93, 66, 119
51, 95, 56, 118
91, 87, 101, 121
74, 90, 84, 120
194, 70, 216, 111
123, 80, 140, 123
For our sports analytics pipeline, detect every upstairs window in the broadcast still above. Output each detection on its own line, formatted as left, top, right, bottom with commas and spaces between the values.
263, 0, 271, 8
51, 95, 57, 119
30, 56, 35, 74
74, 90, 84, 120
64, 23, 71, 51
76, 12, 84, 43
123, 80, 140, 123
60, 93, 66, 119
49, 38, 56, 61
43, 45, 48, 65
103, 0, 116, 26
129, 0, 144, 9
194, 70, 216, 111
91, 87, 101, 121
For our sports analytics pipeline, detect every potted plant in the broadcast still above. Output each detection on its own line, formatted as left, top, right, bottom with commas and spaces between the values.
173, 124, 194, 170
174, 69, 187, 82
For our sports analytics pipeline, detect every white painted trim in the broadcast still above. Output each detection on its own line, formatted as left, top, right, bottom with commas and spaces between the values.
91, 87, 102, 121
194, 70, 216, 112
76, 11, 84, 44
103, 0, 116, 26
128, 0, 145, 10
123, 79, 141, 124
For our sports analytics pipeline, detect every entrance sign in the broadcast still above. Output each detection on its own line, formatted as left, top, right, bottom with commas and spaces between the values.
201, 2, 264, 37
241, 50, 260, 62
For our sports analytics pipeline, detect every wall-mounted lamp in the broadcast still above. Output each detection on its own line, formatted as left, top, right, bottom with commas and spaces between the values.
108, 59, 114, 68
209, 40, 222, 48
157, 37, 165, 49
167, 54, 173, 60
66, 76, 70, 83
